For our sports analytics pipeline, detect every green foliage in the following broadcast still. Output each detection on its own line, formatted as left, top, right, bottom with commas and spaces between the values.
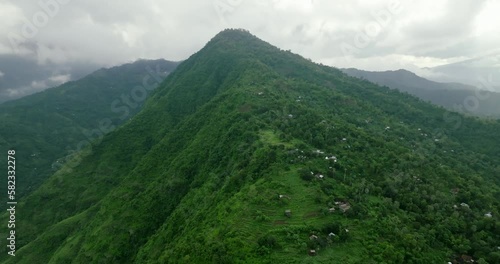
0, 59, 179, 200
258, 234, 280, 252
2, 29, 499, 264
299, 168, 314, 181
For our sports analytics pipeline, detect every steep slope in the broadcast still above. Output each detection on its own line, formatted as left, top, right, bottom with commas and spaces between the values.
342, 68, 500, 118
0, 59, 179, 198
3, 29, 499, 264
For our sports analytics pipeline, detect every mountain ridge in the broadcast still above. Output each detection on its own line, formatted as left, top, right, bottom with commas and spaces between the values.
341, 67, 500, 118
2, 29, 499, 264
0, 59, 179, 199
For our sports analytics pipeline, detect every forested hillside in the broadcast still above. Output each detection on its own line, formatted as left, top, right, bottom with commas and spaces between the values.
0, 59, 179, 198
2, 29, 499, 264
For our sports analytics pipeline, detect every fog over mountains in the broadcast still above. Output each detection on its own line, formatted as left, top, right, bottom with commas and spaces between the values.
342, 68, 500, 118
424, 54, 500, 90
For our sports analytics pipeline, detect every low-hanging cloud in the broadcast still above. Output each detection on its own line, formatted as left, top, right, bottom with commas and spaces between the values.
1, 0, 499, 101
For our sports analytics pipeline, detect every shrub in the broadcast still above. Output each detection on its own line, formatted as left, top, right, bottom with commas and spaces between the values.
257, 234, 280, 249
299, 168, 313, 181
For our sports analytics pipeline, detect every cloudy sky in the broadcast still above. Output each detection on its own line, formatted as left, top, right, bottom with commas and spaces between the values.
1, 0, 499, 102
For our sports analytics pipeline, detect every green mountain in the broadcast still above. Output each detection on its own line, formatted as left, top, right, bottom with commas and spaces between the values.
341, 68, 500, 118
3, 29, 499, 264
0, 59, 179, 199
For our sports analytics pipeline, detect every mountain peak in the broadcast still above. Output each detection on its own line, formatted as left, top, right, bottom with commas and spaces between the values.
205, 28, 268, 51
392, 68, 415, 75
7, 30, 500, 264
214, 28, 254, 38
208, 28, 257, 44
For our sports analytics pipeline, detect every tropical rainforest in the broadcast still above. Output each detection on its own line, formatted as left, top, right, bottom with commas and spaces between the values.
0, 59, 179, 199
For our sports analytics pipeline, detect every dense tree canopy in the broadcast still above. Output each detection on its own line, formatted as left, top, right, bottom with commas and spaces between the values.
1, 29, 498, 264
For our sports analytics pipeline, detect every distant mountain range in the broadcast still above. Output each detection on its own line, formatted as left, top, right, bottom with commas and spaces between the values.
342, 68, 500, 118
423, 53, 500, 89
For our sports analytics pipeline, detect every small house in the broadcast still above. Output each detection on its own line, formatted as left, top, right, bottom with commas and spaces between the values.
339, 202, 351, 213
325, 156, 337, 162
308, 249, 317, 256
279, 194, 291, 200
284, 209, 292, 218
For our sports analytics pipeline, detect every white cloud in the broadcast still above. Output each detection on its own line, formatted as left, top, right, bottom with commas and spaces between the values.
4, 81, 48, 98
1, 73, 71, 100
2, 0, 491, 69
30, 80, 47, 89
49, 74, 71, 84
318, 54, 466, 72
0, 0, 498, 98
0, 71, 4, 78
